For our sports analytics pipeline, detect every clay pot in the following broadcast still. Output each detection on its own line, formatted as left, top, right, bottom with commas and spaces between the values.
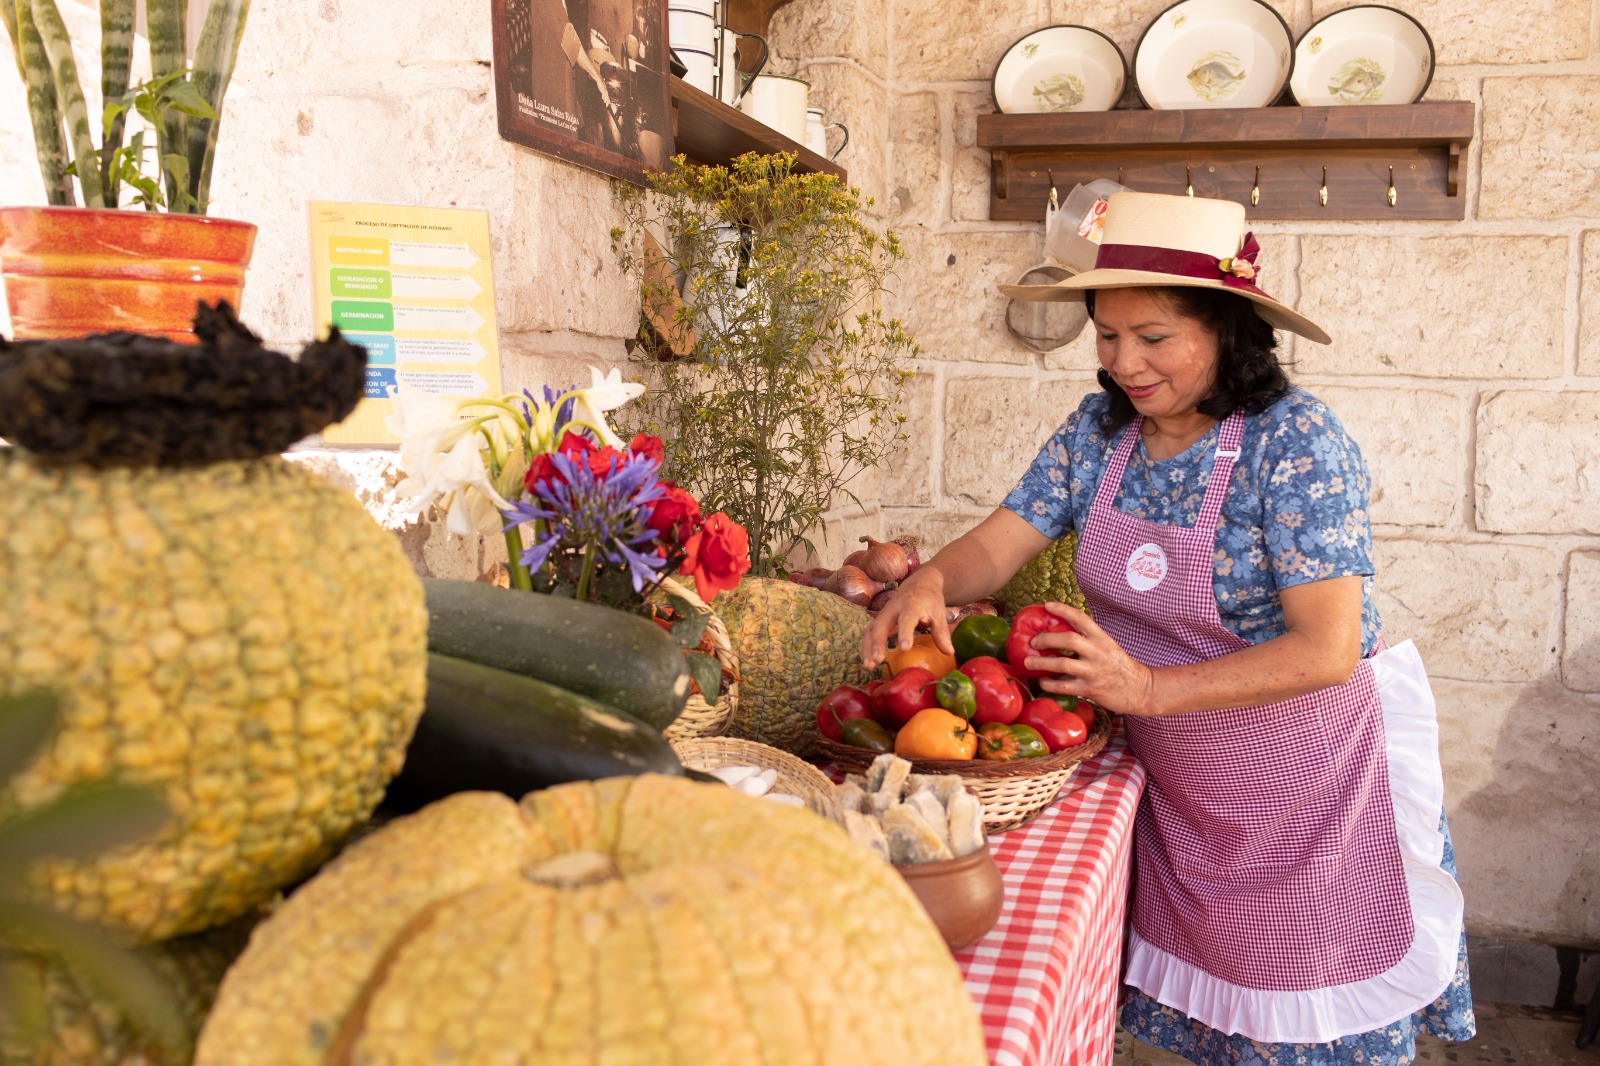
894, 843, 1005, 953
0, 206, 256, 342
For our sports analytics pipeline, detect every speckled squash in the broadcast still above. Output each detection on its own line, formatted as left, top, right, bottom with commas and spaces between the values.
710, 578, 880, 756
196, 776, 988, 1066
997, 532, 1089, 619
0, 452, 429, 942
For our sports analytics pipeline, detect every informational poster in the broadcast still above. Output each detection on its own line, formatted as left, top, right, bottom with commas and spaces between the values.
308, 201, 502, 446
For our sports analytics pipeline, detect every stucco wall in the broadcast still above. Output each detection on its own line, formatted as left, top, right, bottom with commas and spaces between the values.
2, 0, 1595, 950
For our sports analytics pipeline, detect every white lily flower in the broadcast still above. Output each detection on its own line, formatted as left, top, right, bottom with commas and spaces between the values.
569, 366, 645, 449
428, 432, 515, 536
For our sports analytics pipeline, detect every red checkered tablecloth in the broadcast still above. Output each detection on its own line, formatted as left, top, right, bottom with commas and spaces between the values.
956, 736, 1147, 1066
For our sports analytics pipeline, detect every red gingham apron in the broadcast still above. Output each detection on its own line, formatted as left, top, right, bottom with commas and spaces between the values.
1075, 412, 1414, 992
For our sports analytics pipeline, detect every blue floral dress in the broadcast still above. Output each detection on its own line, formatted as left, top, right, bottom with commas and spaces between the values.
1001, 388, 1477, 1065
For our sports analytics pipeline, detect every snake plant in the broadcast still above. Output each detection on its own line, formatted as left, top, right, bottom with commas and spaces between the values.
0, 690, 184, 1055
0, 0, 249, 213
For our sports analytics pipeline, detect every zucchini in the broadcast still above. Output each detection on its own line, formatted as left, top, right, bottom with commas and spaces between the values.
384, 653, 684, 813
422, 578, 691, 731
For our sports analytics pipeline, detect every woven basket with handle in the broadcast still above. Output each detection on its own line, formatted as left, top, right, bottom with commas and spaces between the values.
814, 707, 1112, 832
658, 576, 738, 741
671, 736, 836, 819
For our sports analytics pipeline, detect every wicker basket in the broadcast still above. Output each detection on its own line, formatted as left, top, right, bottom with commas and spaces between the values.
814, 707, 1113, 833
657, 576, 739, 742
671, 736, 837, 819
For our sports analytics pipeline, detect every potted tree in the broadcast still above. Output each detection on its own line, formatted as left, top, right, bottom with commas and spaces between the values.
0, 0, 253, 341
612, 152, 917, 576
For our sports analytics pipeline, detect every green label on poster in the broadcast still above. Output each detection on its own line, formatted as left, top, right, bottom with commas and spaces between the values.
330, 268, 393, 298
331, 300, 394, 332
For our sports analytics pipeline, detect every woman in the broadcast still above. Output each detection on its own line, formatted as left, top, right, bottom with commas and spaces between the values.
861, 192, 1475, 1065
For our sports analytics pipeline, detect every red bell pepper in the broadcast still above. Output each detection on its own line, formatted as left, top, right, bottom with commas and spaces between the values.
970, 667, 1023, 725
1016, 697, 1089, 753
876, 666, 939, 728
1006, 604, 1078, 681
958, 655, 1026, 686
815, 684, 875, 742
1039, 692, 1098, 735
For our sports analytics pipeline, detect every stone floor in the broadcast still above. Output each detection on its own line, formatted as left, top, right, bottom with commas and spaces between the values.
1112, 1002, 1597, 1065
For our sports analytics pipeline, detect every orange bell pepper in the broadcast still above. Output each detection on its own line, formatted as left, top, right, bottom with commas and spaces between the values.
894, 707, 978, 760
884, 642, 958, 679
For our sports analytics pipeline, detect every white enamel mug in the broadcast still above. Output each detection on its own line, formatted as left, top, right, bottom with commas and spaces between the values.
716, 29, 767, 105
676, 46, 717, 95
803, 108, 849, 160
738, 74, 809, 143
667, 7, 716, 54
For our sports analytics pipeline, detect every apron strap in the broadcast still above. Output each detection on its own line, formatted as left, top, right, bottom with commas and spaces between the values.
1193, 412, 1245, 532
1088, 412, 1245, 532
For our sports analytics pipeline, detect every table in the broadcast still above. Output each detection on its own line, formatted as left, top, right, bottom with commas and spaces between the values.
956, 736, 1147, 1066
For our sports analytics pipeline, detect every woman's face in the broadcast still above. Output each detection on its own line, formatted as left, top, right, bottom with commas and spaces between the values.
1092, 288, 1221, 427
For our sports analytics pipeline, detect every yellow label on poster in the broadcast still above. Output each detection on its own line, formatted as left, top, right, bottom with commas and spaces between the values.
309, 201, 502, 446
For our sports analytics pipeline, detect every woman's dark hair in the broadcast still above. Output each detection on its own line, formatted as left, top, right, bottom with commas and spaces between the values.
1086, 286, 1291, 437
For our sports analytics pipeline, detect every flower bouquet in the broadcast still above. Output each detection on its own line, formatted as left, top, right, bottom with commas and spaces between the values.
387, 367, 751, 704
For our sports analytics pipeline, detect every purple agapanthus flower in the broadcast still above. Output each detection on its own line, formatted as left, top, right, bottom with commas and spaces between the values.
520, 386, 577, 439
502, 448, 669, 593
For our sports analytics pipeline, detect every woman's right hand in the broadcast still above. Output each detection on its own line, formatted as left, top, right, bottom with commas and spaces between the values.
860, 565, 949, 669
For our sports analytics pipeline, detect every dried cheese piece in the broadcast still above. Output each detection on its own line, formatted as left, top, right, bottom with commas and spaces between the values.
883, 804, 954, 865
928, 774, 968, 806
905, 790, 953, 853
869, 753, 912, 800
841, 808, 890, 862
946, 790, 986, 858
834, 782, 869, 817
869, 790, 899, 818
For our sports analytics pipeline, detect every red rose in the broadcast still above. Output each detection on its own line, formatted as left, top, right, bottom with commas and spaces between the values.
629, 433, 665, 465
680, 511, 751, 601
556, 431, 595, 461
526, 451, 561, 493
554, 431, 625, 478
645, 484, 702, 547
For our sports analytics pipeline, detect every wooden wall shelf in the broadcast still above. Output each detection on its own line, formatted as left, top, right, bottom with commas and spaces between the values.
670, 77, 845, 179
975, 101, 1475, 222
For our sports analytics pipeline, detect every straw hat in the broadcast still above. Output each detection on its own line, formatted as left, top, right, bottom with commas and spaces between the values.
999, 191, 1331, 344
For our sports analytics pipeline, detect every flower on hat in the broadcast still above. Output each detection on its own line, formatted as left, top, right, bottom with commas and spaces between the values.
1218, 255, 1256, 281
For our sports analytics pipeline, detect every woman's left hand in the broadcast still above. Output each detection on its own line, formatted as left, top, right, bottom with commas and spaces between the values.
1021, 602, 1160, 717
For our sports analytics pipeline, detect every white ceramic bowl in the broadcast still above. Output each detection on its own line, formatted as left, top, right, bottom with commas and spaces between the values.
1289, 5, 1434, 106
991, 25, 1127, 114
1134, 0, 1293, 110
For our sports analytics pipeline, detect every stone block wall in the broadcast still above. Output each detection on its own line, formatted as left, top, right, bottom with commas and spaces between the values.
2, 0, 1596, 951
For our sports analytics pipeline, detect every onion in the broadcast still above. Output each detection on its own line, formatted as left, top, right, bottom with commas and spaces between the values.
843, 548, 869, 569
857, 536, 910, 583
892, 535, 922, 575
868, 588, 896, 612
803, 567, 834, 589
822, 564, 884, 607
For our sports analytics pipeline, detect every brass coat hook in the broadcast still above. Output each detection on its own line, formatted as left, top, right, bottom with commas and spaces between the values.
1251, 166, 1260, 207
1048, 169, 1058, 209
1387, 165, 1397, 207
1185, 166, 1194, 197
1319, 166, 1328, 207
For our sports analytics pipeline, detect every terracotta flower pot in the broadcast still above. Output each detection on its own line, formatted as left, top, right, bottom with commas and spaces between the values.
0, 206, 257, 342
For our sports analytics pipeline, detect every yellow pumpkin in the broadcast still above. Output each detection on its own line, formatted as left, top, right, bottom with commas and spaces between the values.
0, 453, 428, 942
197, 775, 988, 1065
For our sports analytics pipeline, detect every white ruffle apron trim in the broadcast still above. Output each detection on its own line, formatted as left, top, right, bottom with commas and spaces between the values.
1123, 639, 1465, 1044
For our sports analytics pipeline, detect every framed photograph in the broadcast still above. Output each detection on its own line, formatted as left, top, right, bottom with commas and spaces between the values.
491, 0, 675, 184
